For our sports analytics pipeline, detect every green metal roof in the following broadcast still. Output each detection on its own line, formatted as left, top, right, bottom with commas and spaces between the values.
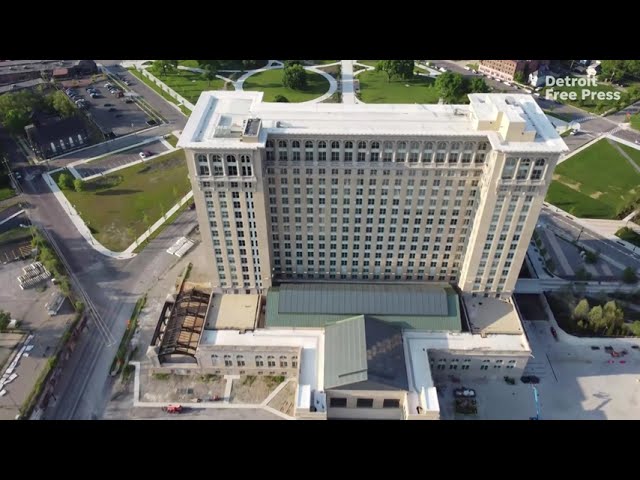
324, 316, 368, 389
266, 284, 462, 331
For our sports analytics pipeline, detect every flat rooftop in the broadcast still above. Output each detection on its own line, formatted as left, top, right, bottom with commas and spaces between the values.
205, 294, 260, 331
462, 294, 524, 335
178, 91, 568, 155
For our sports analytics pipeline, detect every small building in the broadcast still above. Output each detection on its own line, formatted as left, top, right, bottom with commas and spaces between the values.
71, 60, 98, 76
24, 113, 89, 159
52, 68, 70, 80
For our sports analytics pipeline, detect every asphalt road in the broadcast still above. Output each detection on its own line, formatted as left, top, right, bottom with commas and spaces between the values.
538, 206, 640, 271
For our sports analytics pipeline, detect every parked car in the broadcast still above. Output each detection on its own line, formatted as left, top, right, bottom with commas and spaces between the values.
108, 107, 116, 112
139, 150, 153, 159
550, 327, 558, 340
124, 98, 134, 103
104, 103, 113, 107
104, 83, 113, 88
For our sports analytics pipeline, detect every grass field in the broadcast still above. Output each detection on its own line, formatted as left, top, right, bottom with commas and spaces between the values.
358, 70, 440, 104
243, 68, 329, 102
179, 60, 268, 71
545, 139, 640, 219
165, 134, 179, 148
149, 68, 226, 103
544, 110, 574, 122
357, 60, 381, 67
53, 150, 191, 252
128, 68, 191, 114
631, 113, 640, 131
543, 79, 624, 113
0, 227, 31, 245
615, 227, 640, 247
0, 186, 15, 201
619, 143, 640, 169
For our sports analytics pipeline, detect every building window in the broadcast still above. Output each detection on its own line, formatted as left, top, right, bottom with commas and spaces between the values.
255, 355, 264, 367
279, 356, 288, 368
236, 355, 245, 367
330, 397, 347, 408
267, 356, 276, 367
291, 356, 298, 368
383, 399, 400, 408
211, 354, 219, 366
224, 355, 233, 367
356, 398, 374, 408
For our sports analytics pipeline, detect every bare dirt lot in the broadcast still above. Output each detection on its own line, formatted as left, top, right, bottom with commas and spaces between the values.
139, 366, 226, 403
230, 375, 284, 404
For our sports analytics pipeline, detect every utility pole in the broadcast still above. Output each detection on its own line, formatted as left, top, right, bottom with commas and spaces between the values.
576, 226, 584, 243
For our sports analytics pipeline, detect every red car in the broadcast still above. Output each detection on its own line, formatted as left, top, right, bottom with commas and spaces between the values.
550, 327, 558, 340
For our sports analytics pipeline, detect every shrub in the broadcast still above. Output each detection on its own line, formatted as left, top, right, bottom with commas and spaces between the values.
57, 172, 73, 190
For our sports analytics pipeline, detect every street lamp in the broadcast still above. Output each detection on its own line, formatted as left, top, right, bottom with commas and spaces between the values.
576, 226, 584, 243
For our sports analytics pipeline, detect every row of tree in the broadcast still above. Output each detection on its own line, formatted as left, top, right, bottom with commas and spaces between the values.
599, 60, 640, 83
434, 71, 490, 103
0, 89, 76, 133
572, 298, 628, 336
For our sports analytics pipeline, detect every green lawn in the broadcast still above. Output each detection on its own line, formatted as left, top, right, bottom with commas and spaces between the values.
180, 60, 268, 71
165, 134, 179, 148
243, 68, 329, 102
310, 60, 338, 65
128, 68, 185, 109
466, 63, 479, 71
0, 227, 31, 245
619, 143, 640, 169
357, 60, 381, 67
544, 110, 574, 122
0, 186, 15, 201
616, 227, 640, 247
53, 150, 191, 252
358, 70, 440, 104
149, 68, 226, 103
545, 139, 640, 219
631, 113, 640, 131
543, 79, 622, 113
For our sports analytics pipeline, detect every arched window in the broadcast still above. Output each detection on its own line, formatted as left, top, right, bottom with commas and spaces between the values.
211, 354, 219, 366
478, 142, 488, 151
226, 154, 236, 163
383, 141, 393, 150
211, 154, 222, 162
196, 154, 207, 163
451, 142, 460, 151
223, 354, 233, 367
305, 140, 314, 149
371, 141, 380, 150
358, 141, 367, 149
236, 355, 245, 367
267, 355, 276, 367
410, 141, 420, 150
266, 140, 274, 148
437, 141, 447, 150
331, 141, 340, 149
424, 142, 433, 151
255, 355, 264, 367
279, 355, 288, 368
292, 140, 300, 148
397, 141, 407, 151
464, 141, 473, 151
278, 140, 287, 148
535, 158, 545, 167
291, 356, 298, 368
318, 140, 327, 149
344, 141, 353, 149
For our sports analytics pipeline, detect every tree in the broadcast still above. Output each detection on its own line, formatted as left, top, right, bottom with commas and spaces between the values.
284, 60, 303, 68
274, 95, 289, 103
623, 267, 638, 284
575, 267, 592, 281
0, 310, 10, 331
587, 305, 603, 327
573, 298, 590, 321
376, 60, 414, 82
202, 64, 217, 87
73, 178, 84, 192
468, 76, 490, 93
603, 300, 624, 330
197, 60, 220, 72
154, 60, 178, 77
283, 64, 307, 90
0, 90, 46, 133
435, 71, 465, 103
513, 71, 525, 84
48, 91, 75, 117
599, 60, 626, 83
57, 172, 73, 190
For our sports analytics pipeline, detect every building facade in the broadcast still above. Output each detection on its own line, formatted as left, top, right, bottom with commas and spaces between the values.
178, 92, 567, 297
479, 60, 549, 83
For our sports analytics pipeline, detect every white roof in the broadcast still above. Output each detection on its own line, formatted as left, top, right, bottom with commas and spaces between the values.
179, 91, 566, 154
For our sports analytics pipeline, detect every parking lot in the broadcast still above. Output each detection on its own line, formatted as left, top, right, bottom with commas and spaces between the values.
73, 139, 170, 179
0, 259, 76, 419
63, 77, 154, 138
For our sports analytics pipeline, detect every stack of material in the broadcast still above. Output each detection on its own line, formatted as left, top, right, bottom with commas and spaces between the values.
0, 334, 35, 397
17, 262, 51, 289
166, 237, 195, 258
